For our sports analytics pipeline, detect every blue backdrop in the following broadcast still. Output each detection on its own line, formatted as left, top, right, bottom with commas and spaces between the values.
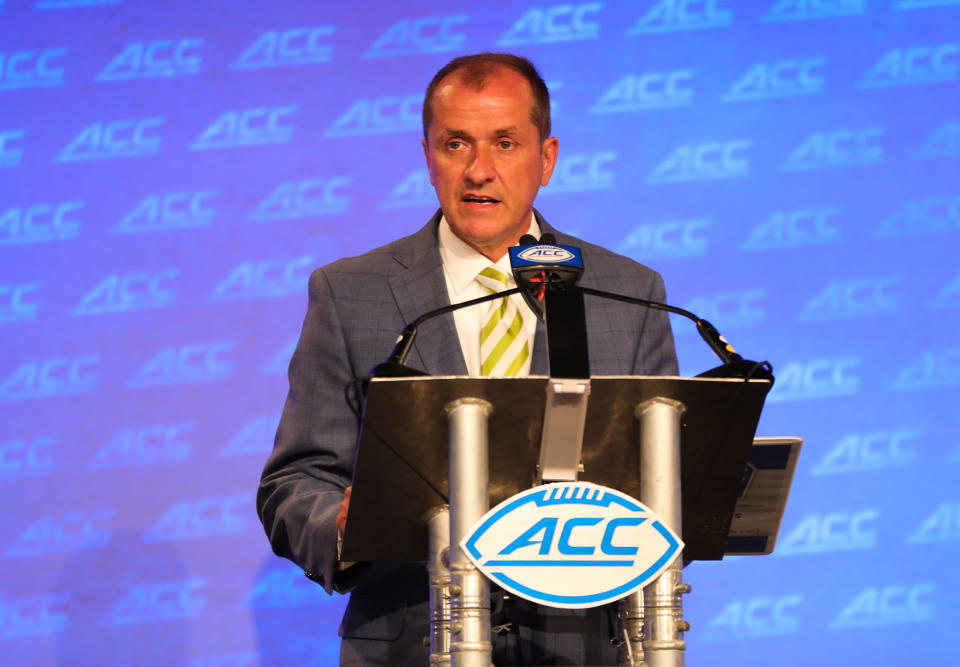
1, 0, 958, 665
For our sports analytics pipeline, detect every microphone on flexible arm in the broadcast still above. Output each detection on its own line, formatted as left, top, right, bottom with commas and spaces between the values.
366, 233, 772, 386
364, 235, 543, 382
508, 236, 774, 381
508, 235, 590, 378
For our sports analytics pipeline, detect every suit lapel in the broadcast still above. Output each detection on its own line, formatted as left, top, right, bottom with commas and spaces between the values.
387, 212, 468, 375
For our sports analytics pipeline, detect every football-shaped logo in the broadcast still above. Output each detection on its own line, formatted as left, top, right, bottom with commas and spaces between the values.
516, 245, 576, 262
461, 482, 682, 608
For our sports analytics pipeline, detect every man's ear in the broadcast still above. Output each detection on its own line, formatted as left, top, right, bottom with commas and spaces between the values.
422, 138, 436, 186
540, 137, 559, 187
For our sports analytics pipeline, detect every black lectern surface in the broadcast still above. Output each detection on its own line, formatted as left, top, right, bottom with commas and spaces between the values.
341, 375, 771, 563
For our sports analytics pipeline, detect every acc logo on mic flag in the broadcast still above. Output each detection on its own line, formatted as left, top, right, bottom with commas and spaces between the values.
461, 482, 682, 608
514, 244, 578, 264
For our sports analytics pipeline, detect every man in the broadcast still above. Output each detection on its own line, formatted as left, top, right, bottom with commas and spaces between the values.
257, 53, 678, 666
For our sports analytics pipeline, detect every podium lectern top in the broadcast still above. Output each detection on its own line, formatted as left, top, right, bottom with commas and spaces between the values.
341, 375, 771, 563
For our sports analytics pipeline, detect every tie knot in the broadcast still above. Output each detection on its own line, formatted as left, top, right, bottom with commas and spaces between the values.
476, 266, 509, 293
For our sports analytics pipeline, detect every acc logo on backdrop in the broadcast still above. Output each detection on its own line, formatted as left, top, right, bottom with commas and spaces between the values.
462, 482, 682, 608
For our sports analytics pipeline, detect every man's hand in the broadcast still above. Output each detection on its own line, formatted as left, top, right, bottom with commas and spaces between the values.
336, 486, 351, 537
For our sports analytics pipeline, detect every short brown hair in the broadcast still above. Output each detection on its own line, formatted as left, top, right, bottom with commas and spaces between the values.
422, 53, 552, 142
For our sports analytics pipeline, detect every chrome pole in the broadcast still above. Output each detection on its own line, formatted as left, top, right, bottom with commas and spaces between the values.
427, 505, 451, 666
445, 398, 493, 667
636, 398, 689, 667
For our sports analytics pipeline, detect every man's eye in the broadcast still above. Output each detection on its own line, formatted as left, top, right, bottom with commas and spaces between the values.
499, 140, 514, 149
448, 140, 464, 150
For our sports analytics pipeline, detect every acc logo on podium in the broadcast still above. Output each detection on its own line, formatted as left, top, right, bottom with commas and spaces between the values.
462, 482, 682, 608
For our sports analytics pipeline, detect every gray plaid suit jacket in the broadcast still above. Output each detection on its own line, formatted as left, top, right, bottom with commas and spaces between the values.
257, 210, 678, 666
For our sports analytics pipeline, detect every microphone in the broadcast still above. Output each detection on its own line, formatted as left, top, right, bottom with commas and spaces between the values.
508, 235, 772, 381
509, 236, 590, 377
367, 286, 522, 379
508, 236, 584, 321
369, 234, 772, 383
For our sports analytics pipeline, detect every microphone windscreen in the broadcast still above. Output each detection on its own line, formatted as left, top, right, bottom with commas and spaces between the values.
518, 234, 538, 246
540, 233, 556, 244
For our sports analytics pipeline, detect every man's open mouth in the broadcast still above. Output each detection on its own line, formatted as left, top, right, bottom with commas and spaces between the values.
463, 195, 501, 204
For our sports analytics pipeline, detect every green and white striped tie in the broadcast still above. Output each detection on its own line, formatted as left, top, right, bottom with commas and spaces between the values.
476, 266, 530, 377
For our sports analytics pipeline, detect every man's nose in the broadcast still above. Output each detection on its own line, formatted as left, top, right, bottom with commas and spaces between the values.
464, 147, 495, 184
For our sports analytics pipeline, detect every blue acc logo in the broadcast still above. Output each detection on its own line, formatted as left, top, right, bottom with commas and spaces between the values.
115, 190, 217, 233
366, 14, 468, 57
781, 127, 883, 171
128, 341, 233, 387
777, 509, 878, 555
144, 494, 250, 541
890, 347, 960, 390
860, 43, 959, 88
221, 414, 278, 456
541, 152, 616, 193
0, 129, 25, 167
798, 277, 900, 320
0, 436, 55, 478
0, 200, 82, 245
617, 218, 711, 259
723, 57, 826, 101
325, 94, 421, 137
684, 289, 766, 330
831, 584, 936, 629
211, 256, 312, 301
932, 273, 960, 308
96, 38, 202, 81
629, 0, 732, 34
0, 593, 68, 639
462, 483, 682, 608
0, 355, 98, 400
896, 0, 960, 8
73, 269, 178, 315
249, 178, 350, 220
875, 194, 960, 237
648, 140, 750, 183
916, 121, 960, 159
703, 594, 803, 639
191, 106, 296, 150
263, 337, 298, 375
0, 48, 66, 90
106, 578, 206, 625
590, 71, 694, 112
247, 566, 327, 609
768, 357, 859, 401
56, 117, 163, 162
232, 26, 336, 69
497, 3, 602, 45
381, 170, 435, 209
515, 245, 577, 263
742, 207, 842, 250
812, 429, 918, 475
762, 0, 866, 22
907, 502, 960, 544
0, 283, 40, 322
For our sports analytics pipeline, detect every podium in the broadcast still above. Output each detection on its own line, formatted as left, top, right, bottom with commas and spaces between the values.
342, 374, 778, 667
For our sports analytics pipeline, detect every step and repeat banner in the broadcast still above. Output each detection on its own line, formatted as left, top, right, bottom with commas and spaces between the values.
1, 0, 958, 664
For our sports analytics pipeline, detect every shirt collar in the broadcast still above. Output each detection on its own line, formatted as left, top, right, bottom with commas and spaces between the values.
438, 214, 541, 296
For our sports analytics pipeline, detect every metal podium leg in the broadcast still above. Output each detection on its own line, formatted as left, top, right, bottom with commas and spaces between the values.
445, 398, 493, 667
427, 506, 451, 666
635, 398, 688, 667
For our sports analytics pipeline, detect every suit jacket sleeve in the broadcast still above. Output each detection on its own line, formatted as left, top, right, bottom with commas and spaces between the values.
256, 266, 360, 595
633, 269, 679, 376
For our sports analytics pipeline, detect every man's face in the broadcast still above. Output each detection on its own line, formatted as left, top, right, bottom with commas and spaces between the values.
422, 66, 558, 261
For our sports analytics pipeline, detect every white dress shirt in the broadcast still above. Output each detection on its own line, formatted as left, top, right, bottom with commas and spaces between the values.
437, 215, 540, 376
